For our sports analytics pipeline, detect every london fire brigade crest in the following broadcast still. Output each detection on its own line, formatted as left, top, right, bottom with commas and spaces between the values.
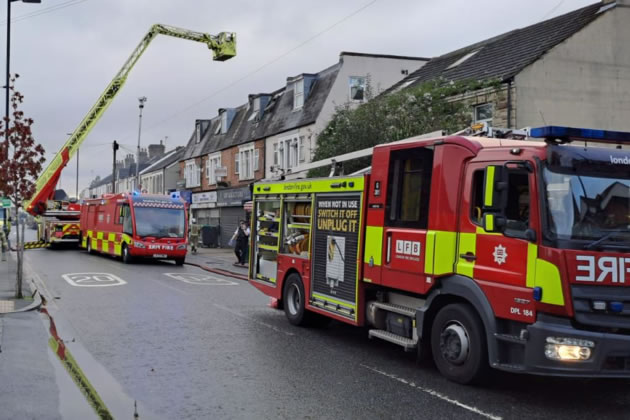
493, 245, 508, 265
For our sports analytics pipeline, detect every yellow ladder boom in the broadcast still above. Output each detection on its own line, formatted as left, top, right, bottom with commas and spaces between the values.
25, 24, 236, 214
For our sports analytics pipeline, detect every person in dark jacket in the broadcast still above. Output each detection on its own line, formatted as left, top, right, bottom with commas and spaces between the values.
232, 220, 250, 266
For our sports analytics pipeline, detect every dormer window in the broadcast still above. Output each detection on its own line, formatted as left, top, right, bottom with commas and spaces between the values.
248, 97, 260, 121
294, 79, 304, 110
221, 111, 228, 134
195, 122, 201, 144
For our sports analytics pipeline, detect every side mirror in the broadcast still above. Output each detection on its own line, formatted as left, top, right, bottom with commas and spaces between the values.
482, 165, 508, 210
481, 165, 508, 233
482, 213, 506, 233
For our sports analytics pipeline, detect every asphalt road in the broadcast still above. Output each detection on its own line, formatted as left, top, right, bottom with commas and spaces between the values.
20, 235, 630, 419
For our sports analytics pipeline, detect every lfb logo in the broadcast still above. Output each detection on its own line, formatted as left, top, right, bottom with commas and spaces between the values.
396, 240, 421, 256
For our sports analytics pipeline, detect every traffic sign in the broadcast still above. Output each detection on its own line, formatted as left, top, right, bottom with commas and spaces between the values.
1, 198, 11, 208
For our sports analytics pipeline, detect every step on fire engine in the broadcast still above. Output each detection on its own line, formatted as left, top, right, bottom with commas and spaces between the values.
80, 192, 188, 265
249, 125, 630, 384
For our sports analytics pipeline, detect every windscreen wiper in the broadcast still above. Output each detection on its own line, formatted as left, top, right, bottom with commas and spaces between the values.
584, 231, 630, 250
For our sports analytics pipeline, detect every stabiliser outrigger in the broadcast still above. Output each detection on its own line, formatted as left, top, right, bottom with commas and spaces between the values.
23, 24, 236, 246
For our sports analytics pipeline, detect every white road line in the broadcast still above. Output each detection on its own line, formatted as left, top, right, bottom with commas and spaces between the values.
360, 365, 502, 420
155, 280, 190, 296
212, 303, 295, 337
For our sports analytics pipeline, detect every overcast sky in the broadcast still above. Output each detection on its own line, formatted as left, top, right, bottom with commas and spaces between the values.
4, 0, 595, 195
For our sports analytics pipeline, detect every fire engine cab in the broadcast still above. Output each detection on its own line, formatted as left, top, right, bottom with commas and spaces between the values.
80, 193, 188, 265
249, 126, 630, 384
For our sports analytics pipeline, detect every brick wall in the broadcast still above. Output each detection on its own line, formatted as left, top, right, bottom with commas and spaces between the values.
450, 83, 516, 128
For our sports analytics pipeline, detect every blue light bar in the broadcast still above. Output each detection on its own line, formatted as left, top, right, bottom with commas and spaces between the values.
530, 126, 630, 144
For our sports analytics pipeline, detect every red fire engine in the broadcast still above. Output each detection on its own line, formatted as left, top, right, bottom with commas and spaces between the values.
80, 193, 188, 265
250, 126, 630, 384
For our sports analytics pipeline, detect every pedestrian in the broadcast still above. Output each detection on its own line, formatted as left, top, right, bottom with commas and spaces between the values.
0, 229, 7, 262
231, 220, 250, 266
189, 218, 200, 254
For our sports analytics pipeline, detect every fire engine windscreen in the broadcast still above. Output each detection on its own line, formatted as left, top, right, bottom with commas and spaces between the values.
543, 168, 630, 245
133, 207, 186, 238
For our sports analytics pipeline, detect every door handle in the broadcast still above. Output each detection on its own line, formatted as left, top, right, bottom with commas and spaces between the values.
460, 252, 477, 262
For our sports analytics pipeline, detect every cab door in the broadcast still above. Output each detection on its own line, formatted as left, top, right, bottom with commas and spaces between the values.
380, 147, 434, 294
456, 162, 538, 323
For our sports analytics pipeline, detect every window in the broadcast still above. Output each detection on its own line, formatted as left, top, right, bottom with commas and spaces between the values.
195, 122, 201, 144
234, 154, 239, 175
294, 80, 304, 109
221, 112, 228, 134
471, 167, 530, 234
115, 205, 123, 225
206, 153, 221, 185
470, 170, 485, 224
275, 137, 300, 170
185, 160, 200, 188
447, 49, 480, 69
238, 145, 255, 180
386, 148, 434, 229
349, 76, 366, 101
273, 143, 279, 166
299, 136, 306, 162
504, 170, 530, 233
254, 148, 260, 171
474, 103, 493, 124
121, 204, 132, 235
248, 98, 260, 121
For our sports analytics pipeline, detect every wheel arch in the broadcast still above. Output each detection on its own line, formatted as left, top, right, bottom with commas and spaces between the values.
279, 268, 302, 306
417, 275, 499, 365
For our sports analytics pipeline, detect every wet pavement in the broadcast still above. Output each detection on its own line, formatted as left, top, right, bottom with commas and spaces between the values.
8, 233, 630, 419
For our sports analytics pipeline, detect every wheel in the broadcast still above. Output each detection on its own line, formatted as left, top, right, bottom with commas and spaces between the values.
430, 303, 489, 385
121, 244, 133, 264
283, 273, 309, 326
86, 238, 94, 254
175, 258, 185, 266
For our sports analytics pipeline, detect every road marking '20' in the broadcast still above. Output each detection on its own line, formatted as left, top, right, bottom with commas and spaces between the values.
164, 273, 238, 286
62, 273, 127, 287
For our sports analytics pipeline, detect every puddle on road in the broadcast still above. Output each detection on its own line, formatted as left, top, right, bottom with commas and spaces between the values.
43, 307, 164, 420
47, 343, 96, 420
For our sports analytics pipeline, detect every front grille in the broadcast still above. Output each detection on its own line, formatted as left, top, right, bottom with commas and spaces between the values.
571, 285, 630, 330
604, 356, 630, 371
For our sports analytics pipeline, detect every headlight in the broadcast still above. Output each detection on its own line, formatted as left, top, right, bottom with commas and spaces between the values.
544, 337, 595, 361
133, 241, 145, 249
177, 244, 186, 250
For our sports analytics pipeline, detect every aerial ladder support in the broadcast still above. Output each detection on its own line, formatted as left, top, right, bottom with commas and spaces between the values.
25, 24, 236, 215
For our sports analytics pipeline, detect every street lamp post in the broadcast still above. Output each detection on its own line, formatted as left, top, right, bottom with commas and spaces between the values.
135, 96, 147, 190
4, 0, 41, 157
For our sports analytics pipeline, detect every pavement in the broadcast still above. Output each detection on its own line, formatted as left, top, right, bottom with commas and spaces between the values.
0, 249, 94, 419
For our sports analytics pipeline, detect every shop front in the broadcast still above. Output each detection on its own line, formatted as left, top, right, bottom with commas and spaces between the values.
217, 186, 251, 247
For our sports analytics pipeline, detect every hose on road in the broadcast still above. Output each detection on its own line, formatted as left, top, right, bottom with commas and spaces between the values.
184, 261, 249, 281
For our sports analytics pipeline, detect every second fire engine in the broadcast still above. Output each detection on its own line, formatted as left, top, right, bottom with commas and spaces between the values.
80, 193, 188, 265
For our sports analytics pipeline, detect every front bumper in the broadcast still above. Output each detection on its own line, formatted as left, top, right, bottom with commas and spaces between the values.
130, 247, 187, 260
519, 314, 630, 377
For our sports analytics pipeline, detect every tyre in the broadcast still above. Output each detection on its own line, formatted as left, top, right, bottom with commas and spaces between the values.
121, 244, 133, 264
175, 258, 185, 266
430, 303, 489, 385
86, 238, 94, 254
283, 273, 309, 326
